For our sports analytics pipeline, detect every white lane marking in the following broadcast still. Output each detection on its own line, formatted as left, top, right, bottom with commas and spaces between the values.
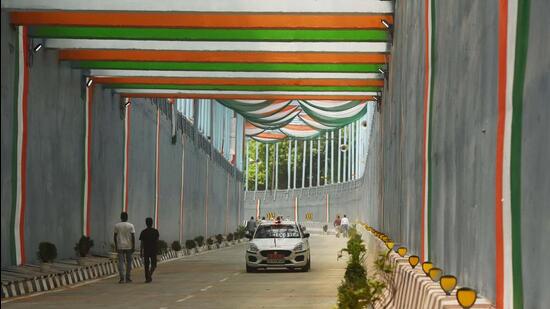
219, 277, 228, 282
200, 285, 213, 292
233, 272, 240, 276
176, 295, 194, 303
160, 307, 168, 309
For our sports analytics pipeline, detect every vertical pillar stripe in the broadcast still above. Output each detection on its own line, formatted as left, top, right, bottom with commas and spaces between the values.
122, 99, 131, 212
179, 134, 185, 243
325, 193, 329, 223
421, 0, 434, 262
294, 196, 298, 222
255, 198, 260, 219
82, 78, 94, 237
205, 159, 209, 236
498, 0, 527, 307
11, 26, 29, 265
154, 106, 160, 228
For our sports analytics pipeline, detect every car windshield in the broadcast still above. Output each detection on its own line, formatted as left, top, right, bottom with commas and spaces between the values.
254, 224, 301, 239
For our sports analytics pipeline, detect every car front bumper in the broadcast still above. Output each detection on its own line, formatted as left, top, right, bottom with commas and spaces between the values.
246, 249, 309, 268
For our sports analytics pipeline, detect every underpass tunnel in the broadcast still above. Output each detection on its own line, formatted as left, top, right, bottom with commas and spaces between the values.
1, 1, 549, 308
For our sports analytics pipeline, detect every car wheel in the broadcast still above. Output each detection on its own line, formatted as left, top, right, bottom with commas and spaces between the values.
246, 264, 255, 273
301, 258, 311, 272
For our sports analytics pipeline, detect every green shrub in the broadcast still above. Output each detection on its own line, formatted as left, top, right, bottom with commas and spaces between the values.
74, 236, 94, 257
226, 233, 234, 241
215, 234, 224, 244
235, 225, 247, 239
206, 238, 214, 246
185, 240, 196, 250
157, 240, 168, 255
37, 242, 57, 263
194, 236, 205, 247
171, 241, 182, 252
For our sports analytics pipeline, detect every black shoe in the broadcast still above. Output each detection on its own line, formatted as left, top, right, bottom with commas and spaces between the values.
145, 278, 152, 283
126, 278, 132, 283
119, 279, 124, 284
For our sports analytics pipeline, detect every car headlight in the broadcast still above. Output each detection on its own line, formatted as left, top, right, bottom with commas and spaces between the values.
248, 243, 259, 253
294, 242, 304, 252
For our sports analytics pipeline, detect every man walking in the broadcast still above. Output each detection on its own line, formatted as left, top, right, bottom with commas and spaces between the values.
340, 214, 350, 238
139, 217, 159, 283
333, 215, 342, 238
114, 212, 135, 283
246, 216, 257, 234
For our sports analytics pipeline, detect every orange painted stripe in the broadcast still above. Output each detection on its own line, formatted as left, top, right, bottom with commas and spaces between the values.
11, 12, 394, 29
256, 132, 286, 139
93, 76, 383, 87
60, 50, 388, 64
282, 124, 316, 131
495, 0, 508, 307
121, 93, 375, 101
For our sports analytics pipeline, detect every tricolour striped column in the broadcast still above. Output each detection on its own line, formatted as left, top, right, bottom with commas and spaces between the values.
421, 0, 434, 262
496, 0, 527, 307
154, 105, 160, 228
11, 26, 29, 265
122, 98, 131, 212
82, 78, 94, 236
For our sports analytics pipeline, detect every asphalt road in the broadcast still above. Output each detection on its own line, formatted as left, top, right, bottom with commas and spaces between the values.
3, 235, 348, 309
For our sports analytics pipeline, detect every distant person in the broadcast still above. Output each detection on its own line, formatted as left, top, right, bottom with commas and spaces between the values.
333, 215, 342, 238
341, 215, 350, 238
114, 212, 135, 283
139, 217, 159, 283
246, 216, 257, 234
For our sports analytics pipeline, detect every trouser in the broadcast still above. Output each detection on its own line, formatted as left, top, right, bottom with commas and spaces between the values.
143, 254, 157, 281
117, 250, 133, 281
335, 226, 341, 237
341, 224, 349, 237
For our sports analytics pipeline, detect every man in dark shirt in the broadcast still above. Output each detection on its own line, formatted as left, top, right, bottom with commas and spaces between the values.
139, 217, 159, 283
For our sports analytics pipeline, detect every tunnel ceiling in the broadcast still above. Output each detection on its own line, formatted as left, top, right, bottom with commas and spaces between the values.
4, 0, 393, 141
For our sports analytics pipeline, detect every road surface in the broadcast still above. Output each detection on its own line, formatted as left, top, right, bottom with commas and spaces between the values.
3, 235, 348, 309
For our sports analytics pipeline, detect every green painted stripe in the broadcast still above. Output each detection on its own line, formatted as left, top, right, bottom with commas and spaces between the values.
427, 0, 436, 257
510, 0, 530, 307
30, 26, 389, 42
11, 27, 20, 265
104, 83, 382, 92
75, 61, 382, 73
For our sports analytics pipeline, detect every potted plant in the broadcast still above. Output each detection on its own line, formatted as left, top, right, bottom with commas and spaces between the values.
37, 242, 57, 272
157, 240, 168, 260
194, 236, 205, 250
185, 239, 196, 254
323, 224, 328, 234
226, 233, 234, 243
171, 241, 182, 252
74, 236, 94, 265
235, 225, 246, 241
206, 237, 214, 249
215, 234, 224, 247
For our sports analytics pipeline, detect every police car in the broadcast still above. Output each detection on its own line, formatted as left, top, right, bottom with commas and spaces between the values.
245, 221, 311, 272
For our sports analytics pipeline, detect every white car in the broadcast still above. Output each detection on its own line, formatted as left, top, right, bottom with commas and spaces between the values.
245, 221, 311, 272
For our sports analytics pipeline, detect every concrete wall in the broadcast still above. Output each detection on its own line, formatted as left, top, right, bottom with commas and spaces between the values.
0, 11, 243, 266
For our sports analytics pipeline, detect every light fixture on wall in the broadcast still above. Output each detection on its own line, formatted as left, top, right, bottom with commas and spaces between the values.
456, 288, 477, 309
378, 67, 386, 75
381, 19, 391, 29
86, 78, 93, 87
422, 261, 434, 276
439, 275, 457, 295
361, 120, 368, 128
339, 144, 348, 152
428, 267, 442, 282
397, 247, 407, 257
408, 255, 419, 268
33, 43, 43, 53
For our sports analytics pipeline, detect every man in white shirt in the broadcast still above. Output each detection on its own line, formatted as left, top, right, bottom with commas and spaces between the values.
340, 215, 350, 238
114, 212, 135, 283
